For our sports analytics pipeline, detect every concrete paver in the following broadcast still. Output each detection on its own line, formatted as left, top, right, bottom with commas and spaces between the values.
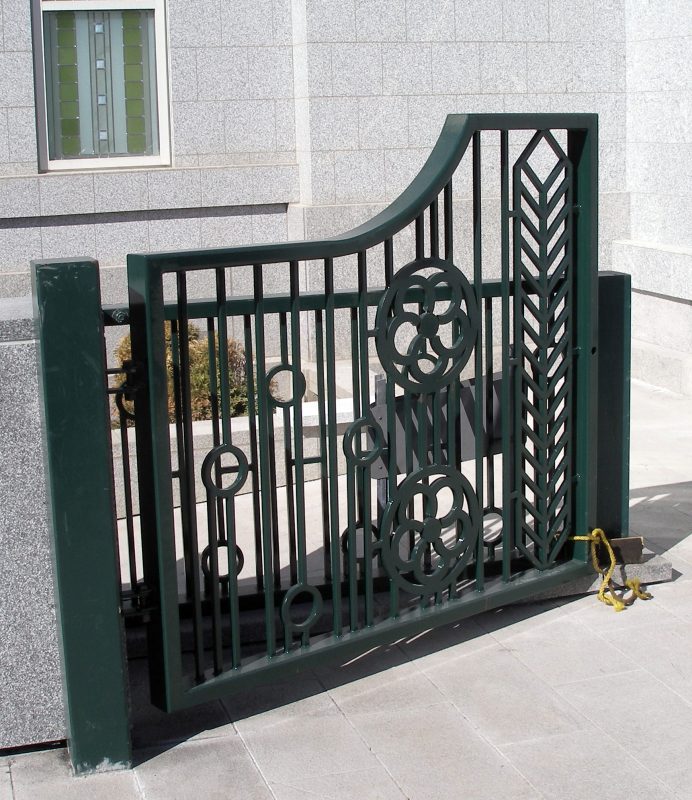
489, 613, 641, 687
135, 738, 273, 800
351, 702, 540, 800
422, 642, 591, 746
500, 730, 678, 800
606, 618, 692, 703
556, 669, 692, 775
237, 706, 382, 784
0, 764, 12, 800
9, 750, 142, 800
268, 767, 408, 800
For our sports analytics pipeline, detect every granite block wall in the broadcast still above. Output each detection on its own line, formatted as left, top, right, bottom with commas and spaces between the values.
612, 0, 692, 395
0, 298, 65, 749
0, 0, 298, 297
292, 0, 628, 274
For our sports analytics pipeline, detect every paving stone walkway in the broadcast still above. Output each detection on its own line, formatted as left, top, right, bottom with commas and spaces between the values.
2, 380, 690, 800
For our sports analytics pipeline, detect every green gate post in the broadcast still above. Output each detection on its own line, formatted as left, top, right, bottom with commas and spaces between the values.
596, 271, 631, 536
32, 258, 131, 774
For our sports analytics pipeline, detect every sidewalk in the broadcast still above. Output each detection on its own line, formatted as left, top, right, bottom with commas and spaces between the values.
2, 380, 691, 800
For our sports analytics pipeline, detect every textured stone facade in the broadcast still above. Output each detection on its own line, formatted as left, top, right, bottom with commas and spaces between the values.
0, 298, 65, 748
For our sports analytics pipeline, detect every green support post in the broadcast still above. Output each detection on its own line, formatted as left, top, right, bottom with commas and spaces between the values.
32, 258, 132, 774
595, 271, 631, 536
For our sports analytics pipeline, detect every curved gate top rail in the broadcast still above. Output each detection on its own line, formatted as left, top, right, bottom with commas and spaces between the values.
125, 112, 599, 712
133, 113, 598, 271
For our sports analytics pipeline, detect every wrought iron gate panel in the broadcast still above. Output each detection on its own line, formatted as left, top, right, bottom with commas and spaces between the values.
126, 114, 598, 711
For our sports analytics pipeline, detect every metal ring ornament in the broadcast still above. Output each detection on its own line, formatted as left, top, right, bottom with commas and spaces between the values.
342, 415, 384, 467
115, 381, 136, 421
379, 465, 480, 595
201, 444, 249, 498
375, 257, 478, 394
280, 583, 323, 637
482, 505, 503, 547
201, 541, 245, 585
266, 364, 306, 409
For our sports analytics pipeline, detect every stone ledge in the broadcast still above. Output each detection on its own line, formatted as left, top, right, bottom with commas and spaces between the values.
0, 296, 33, 342
524, 551, 674, 603
612, 239, 692, 301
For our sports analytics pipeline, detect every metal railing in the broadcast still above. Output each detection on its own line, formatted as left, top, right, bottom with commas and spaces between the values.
121, 114, 599, 710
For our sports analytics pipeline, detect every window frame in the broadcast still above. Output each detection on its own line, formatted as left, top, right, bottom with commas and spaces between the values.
34, 0, 170, 172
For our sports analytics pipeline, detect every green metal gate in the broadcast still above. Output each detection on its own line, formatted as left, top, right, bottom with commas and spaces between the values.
126, 113, 599, 712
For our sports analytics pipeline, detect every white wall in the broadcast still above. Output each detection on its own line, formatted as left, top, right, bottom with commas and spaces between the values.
613, 0, 692, 395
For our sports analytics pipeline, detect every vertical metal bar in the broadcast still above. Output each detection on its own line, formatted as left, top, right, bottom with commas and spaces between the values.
175, 272, 205, 681
279, 311, 298, 585
444, 180, 453, 262
415, 213, 425, 260
128, 254, 183, 713
324, 258, 342, 636
253, 263, 277, 656
384, 237, 394, 284
169, 319, 193, 599
430, 198, 439, 259
205, 314, 223, 674
569, 121, 599, 556
214, 268, 241, 669
314, 309, 332, 583
444, 178, 459, 598
472, 131, 485, 591
500, 130, 512, 582
384, 233, 398, 617
243, 313, 264, 592
347, 305, 360, 630
33, 258, 132, 773
357, 251, 374, 627
289, 261, 309, 594
512, 142, 525, 566
206, 316, 227, 553
484, 296, 495, 561
118, 409, 138, 591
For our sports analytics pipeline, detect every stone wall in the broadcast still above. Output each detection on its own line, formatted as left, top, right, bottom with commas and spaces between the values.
0, 298, 65, 748
612, 0, 692, 395
0, 0, 297, 299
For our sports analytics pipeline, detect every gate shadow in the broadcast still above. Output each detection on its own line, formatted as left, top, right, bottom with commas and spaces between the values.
127, 479, 692, 763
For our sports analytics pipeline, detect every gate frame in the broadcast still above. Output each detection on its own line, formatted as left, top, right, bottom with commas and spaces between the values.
128, 113, 600, 712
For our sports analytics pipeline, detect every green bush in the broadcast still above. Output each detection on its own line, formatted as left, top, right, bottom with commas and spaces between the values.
113, 323, 252, 423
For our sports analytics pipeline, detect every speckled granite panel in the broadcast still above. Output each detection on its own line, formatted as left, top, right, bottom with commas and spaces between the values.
0, 296, 33, 342
0, 339, 65, 748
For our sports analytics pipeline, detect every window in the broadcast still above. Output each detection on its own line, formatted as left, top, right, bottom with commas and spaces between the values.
36, 0, 169, 170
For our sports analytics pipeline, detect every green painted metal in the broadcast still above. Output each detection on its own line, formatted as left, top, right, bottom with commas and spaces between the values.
32, 258, 131, 773
595, 272, 631, 536
124, 113, 601, 713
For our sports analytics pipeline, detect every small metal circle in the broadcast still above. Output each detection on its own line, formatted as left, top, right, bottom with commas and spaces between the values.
342, 415, 384, 467
201, 541, 245, 585
266, 365, 306, 408
482, 506, 503, 547
201, 444, 249, 498
280, 583, 323, 636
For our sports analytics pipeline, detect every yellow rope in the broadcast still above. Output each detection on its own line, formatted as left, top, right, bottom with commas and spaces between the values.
572, 528, 652, 612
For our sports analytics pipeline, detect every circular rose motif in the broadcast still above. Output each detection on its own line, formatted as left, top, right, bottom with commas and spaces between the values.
379, 465, 480, 595
375, 257, 478, 394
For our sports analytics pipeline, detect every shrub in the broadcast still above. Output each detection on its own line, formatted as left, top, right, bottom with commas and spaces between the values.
113, 323, 252, 423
